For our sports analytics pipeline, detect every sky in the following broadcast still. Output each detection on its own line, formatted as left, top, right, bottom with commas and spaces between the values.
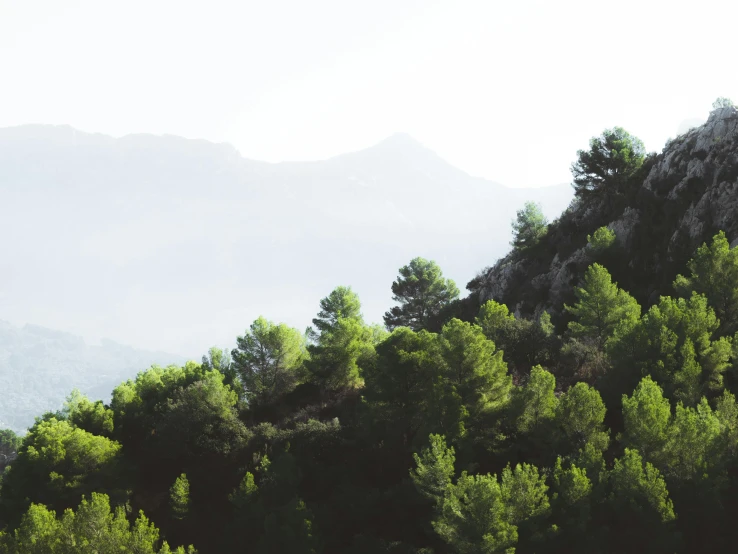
1, 0, 737, 188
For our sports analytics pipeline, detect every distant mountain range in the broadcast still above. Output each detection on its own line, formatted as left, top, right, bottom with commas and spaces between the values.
0, 320, 186, 433
0, 125, 573, 359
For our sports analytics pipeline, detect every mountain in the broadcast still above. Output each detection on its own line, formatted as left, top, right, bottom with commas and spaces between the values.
0, 125, 572, 356
0, 320, 186, 433
468, 105, 738, 326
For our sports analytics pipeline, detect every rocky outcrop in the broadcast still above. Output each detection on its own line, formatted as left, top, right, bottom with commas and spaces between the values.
470, 106, 738, 324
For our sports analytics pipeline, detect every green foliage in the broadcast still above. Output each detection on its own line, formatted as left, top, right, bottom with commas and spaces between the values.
0, 492, 195, 553
551, 458, 592, 532
434, 472, 518, 554
571, 127, 646, 198
384, 258, 460, 331
438, 319, 512, 418
0, 417, 121, 520
363, 327, 439, 442
0, 430, 20, 457
510, 201, 548, 250
625, 293, 731, 402
311, 285, 362, 334
411, 434, 456, 506
674, 231, 738, 335
609, 449, 675, 523
62, 390, 114, 437
170, 473, 190, 520
621, 377, 671, 461
565, 263, 641, 351
555, 383, 609, 456
476, 301, 558, 373
513, 365, 558, 434
231, 317, 307, 405
587, 226, 616, 254
305, 287, 375, 391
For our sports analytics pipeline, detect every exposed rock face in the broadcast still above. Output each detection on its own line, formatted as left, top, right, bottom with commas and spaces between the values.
469, 106, 738, 324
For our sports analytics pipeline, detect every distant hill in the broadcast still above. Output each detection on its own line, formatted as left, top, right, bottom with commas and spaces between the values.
0, 320, 187, 433
0, 125, 572, 356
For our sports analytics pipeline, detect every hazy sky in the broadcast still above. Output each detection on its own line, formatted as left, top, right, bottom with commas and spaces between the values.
1, 0, 736, 188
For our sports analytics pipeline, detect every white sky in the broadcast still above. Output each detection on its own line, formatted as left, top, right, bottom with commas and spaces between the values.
1, 0, 736, 187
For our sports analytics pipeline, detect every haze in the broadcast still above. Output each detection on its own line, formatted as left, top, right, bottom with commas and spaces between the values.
1, 0, 737, 360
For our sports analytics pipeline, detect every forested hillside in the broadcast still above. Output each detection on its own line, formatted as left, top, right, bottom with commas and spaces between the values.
0, 322, 186, 433
3, 101, 738, 553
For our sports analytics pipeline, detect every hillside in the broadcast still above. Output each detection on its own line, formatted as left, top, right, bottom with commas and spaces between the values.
0, 126, 571, 356
6, 107, 738, 554
0, 321, 186, 433
469, 105, 738, 328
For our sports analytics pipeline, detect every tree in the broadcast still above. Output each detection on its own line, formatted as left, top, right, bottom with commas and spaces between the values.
0, 417, 122, 522
231, 317, 307, 405
511, 201, 548, 250
571, 127, 646, 198
0, 429, 20, 458
434, 472, 518, 554
384, 258, 459, 331
306, 287, 374, 390
513, 365, 558, 434
587, 226, 616, 254
674, 231, 738, 335
439, 319, 512, 412
621, 377, 671, 462
565, 263, 641, 350
311, 286, 362, 334
712, 97, 735, 110
0, 492, 196, 553
170, 473, 190, 520
410, 434, 455, 507
555, 383, 609, 456
363, 327, 439, 443
625, 293, 731, 403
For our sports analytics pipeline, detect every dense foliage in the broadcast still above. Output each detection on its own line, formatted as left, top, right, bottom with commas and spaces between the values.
3, 121, 738, 552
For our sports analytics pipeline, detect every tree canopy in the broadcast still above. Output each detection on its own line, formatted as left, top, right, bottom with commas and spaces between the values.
571, 127, 646, 198
383, 257, 459, 331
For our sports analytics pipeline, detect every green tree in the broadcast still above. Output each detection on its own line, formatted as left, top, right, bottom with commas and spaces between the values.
674, 231, 738, 335
555, 382, 609, 456
231, 317, 307, 405
621, 377, 671, 462
0, 492, 195, 553
587, 226, 616, 254
510, 201, 548, 250
410, 434, 456, 507
565, 263, 641, 350
305, 287, 375, 391
0, 418, 122, 522
0, 429, 20, 458
438, 319, 512, 419
551, 458, 592, 534
476, 301, 558, 373
500, 462, 550, 545
363, 327, 439, 444
513, 365, 558, 434
201, 346, 239, 392
384, 258, 460, 331
311, 285, 362, 334
609, 449, 675, 522
62, 390, 114, 437
625, 293, 731, 403
571, 127, 646, 198
434, 472, 518, 554
170, 473, 190, 520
